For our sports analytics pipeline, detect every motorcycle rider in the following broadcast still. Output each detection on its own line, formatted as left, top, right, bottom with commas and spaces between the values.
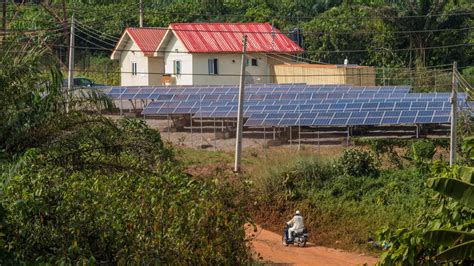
287, 210, 305, 241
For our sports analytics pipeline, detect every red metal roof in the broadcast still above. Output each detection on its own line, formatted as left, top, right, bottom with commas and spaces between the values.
126, 27, 167, 56
169, 23, 304, 53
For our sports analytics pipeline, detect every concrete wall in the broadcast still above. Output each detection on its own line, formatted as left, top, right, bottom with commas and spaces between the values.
192, 53, 271, 85
161, 34, 277, 85
119, 40, 149, 86
119, 38, 164, 86
148, 57, 164, 85
163, 35, 193, 85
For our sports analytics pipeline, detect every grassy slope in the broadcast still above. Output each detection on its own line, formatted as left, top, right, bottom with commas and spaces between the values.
177, 145, 432, 254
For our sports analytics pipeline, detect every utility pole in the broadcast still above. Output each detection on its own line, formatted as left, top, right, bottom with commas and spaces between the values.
139, 0, 144, 28
67, 15, 75, 113
450, 62, 458, 166
234, 35, 247, 173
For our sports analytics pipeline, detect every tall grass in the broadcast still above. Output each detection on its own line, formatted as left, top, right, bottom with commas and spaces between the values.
250, 152, 432, 252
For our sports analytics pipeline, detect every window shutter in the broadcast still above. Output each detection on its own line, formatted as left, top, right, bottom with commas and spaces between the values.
213, 59, 218, 75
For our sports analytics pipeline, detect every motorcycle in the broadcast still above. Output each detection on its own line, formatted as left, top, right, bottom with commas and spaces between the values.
282, 224, 308, 247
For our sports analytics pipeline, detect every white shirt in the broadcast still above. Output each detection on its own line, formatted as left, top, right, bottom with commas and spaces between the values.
287, 215, 305, 230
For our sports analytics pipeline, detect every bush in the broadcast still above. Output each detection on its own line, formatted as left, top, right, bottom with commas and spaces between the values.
339, 148, 379, 177
406, 140, 437, 175
1, 119, 250, 264
256, 157, 336, 204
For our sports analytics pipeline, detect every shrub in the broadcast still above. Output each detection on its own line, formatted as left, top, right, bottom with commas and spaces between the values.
405, 140, 437, 175
256, 157, 335, 204
339, 148, 379, 177
1, 119, 250, 264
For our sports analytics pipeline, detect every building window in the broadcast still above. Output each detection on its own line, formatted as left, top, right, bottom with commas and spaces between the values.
173, 60, 181, 75
208, 58, 218, 75
251, 58, 258, 66
131, 62, 137, 76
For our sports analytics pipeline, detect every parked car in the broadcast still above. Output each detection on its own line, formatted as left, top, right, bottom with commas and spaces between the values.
63, 77, 106, 88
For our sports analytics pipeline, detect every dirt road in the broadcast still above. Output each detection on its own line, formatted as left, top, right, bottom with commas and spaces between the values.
247, 225, 378, 265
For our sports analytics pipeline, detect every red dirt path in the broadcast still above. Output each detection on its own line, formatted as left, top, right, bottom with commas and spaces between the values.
247, 225, 379, 266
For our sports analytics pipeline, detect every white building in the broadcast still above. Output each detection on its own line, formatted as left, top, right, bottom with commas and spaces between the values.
110, 27, 167, 86
111, 23, 304, 86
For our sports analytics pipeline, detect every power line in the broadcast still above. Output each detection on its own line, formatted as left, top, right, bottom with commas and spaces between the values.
49, 41, 473, 55
70, 67, 454, 79
76, 25, 117, 47
71, 20, 473, 36
74, 33, 111, 51
74, 20, 120, 42
305, 43, 473, 54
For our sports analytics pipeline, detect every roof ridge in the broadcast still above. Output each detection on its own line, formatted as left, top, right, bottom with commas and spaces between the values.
126, 27, 168, 30
170, 22, 272, 25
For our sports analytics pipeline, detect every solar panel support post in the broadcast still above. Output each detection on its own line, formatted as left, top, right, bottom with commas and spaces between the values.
346, 126, 350, 146
450, 62, 458, 166
167, 115, 170, 141
264, 126, 266, 145
289, 126, 292, 149
415, 124, 419, 139
66, 15, 75, 114
298, 125, 301, 151
190, 114, 193, 147
234, 35, 247, 173
200, 95, 203, 149
119, 88, 123, 116
317, 131, 320, 153
214, 118, 217, 151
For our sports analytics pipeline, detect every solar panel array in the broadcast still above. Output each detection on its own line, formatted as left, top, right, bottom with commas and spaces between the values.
106, 84, 471, 127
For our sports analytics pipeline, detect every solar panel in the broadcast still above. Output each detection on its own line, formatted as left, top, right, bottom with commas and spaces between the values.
134, 84, 462, 128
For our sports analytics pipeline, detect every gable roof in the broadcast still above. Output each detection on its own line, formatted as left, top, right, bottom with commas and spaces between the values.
166, 23, 304, 54
111, 27, 167, 59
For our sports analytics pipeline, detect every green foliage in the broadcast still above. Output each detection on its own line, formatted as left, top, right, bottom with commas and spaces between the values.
256, 157, 336, 204
6, 0, 472, 71
378, 138, 474, 264
435, 240, 474, 261
339, 148, 379, 177
75, 55, 120, 86
0, 40, 250, 263
427, 177, 474, 209
411, 140, 437, 162
407, 139, 437, 175
1, 119, 250, 264
354, 138, 449, 169
462, 136, 474, 161
0, 42, 112, 156
253, 153, 428, 250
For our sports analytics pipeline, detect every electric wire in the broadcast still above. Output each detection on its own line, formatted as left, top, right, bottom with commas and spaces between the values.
49, 41, 473, 55
74, 20, 120, 42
